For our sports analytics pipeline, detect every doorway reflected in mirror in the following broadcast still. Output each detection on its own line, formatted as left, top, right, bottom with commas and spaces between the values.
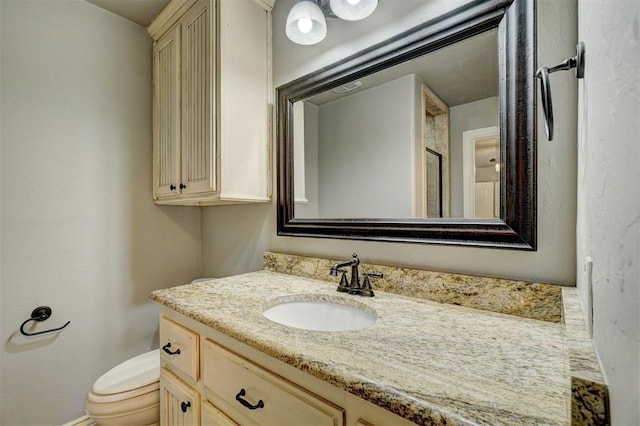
462, 126, 500, 218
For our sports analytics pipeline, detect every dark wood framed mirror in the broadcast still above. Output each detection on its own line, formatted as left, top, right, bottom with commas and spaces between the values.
276, 0, 536, 250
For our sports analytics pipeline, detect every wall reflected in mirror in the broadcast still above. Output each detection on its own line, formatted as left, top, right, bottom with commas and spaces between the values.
293, 28, 499, 219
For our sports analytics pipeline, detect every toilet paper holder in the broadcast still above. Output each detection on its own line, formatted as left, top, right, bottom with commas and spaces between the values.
20, 306, 71, 336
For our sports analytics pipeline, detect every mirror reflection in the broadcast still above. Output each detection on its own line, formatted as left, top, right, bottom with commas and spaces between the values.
293, 28, 499, 219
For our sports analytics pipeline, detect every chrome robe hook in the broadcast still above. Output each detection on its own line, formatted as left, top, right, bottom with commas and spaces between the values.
536, 41, 585, 141
20, 306, 71, 336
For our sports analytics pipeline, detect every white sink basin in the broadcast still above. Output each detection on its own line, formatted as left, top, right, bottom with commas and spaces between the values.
262, 297, 377, 332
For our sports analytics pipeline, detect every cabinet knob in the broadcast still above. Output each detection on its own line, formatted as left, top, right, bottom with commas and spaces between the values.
169, 184, 176, 191
180, 183, 186, 189
181, 401, 191, 413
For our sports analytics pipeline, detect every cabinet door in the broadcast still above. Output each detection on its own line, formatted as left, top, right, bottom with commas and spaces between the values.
160, 368, 200, 426
181, 0, 215, 196
153, 24, 181, 199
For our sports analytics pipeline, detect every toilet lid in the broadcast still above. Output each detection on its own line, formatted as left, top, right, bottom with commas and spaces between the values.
92, 349, 160, 396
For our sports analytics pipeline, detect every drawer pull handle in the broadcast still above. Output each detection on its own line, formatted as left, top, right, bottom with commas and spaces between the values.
162, 342, 181, 355
181, 401, 191, 413
235, 388, 264, 410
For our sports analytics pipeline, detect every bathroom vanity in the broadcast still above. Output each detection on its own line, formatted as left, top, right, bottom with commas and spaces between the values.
156, 301, 413, 426
150, 253, 608, 425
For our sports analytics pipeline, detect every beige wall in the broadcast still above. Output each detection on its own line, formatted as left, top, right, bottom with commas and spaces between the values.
577, 0, 639, 423
0, 0, 202, 423
203, 0, 578, 285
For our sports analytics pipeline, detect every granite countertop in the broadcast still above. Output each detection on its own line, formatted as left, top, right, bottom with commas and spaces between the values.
263, 252, 563, 323
151, 270, 571, 425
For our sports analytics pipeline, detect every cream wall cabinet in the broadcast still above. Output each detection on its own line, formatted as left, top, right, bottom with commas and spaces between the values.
149, 0, 273, 206
157, 308, 416, 426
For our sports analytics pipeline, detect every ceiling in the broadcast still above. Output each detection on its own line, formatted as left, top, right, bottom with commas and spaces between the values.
306, 28, 499, 108
85, 0, 496, 107
85, 0, 170, 27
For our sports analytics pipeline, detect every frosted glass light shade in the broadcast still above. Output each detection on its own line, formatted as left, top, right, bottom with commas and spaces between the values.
286, 1, 327, 45
329, 0, 378, 21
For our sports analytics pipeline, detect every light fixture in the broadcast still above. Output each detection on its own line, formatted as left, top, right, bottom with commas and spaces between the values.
286, 0, 378, 45
286, 1, 327, 45
329, 0, 378, 21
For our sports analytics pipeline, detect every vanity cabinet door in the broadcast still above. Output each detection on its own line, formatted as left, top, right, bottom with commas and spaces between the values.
160, 368, 200, 426
202, 339, 344, 426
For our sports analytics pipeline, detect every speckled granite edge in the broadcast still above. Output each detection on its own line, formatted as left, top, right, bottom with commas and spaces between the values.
263, 252, 562, 322
562, 288, 610, 425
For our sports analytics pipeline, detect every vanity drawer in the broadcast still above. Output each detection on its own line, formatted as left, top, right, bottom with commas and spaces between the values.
159, 317, 199, 381
202, 339, 344, 426
202, 400, 239, 426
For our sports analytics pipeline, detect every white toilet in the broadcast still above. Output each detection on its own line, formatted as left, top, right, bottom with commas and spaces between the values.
85, 349, 160, 426
86, 279, 213, 425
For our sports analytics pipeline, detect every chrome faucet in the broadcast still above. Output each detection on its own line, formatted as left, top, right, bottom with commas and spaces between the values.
329, 253, 383, 297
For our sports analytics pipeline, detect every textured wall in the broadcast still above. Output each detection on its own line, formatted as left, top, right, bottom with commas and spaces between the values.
576, 0, 640, 423
0, 1, 202, 423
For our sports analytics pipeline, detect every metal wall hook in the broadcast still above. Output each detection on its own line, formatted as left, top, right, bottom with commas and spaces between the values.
19, 306, 71, 337
536, 41, 585, 141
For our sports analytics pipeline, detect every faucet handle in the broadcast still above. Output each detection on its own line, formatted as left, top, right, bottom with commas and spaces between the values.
335, 269, 350, 292
361, 273, 383, 297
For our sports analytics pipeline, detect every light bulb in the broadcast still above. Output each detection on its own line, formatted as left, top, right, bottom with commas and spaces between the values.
286, 1, 327, 45
297, 17, 313, 34
330, 0, 378, 21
